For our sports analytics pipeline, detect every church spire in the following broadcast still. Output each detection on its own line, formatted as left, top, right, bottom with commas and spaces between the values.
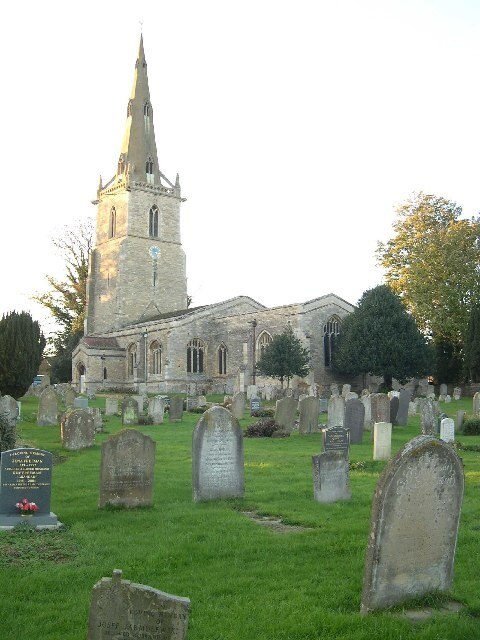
117, 35, 160, 186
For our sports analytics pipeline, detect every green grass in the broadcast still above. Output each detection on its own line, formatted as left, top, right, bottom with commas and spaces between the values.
1, 395, 479, 639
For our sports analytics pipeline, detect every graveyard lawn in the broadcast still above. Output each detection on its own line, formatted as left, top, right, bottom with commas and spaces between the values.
1, 394, 479, 640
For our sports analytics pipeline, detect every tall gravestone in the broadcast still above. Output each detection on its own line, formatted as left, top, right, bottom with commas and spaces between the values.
440, 383, 448, 396
37, 387, 58, 426
64, 387, 77, 409
457, 410, 465, 432
373, 422, 392, 461
440, 417, 455, 443
132, 395, 146, 414
192, 406, 244, 502
473, 392, 480, 417
122, 397, 139, 426
361, 435, 464, 613
169, 396, 184, 422
327, 395, 345, 427
0, 395, 19, 450
419, 397, 436, 435
0, 448, 60, 529
61, 409, 95, 450
370, 393, 390, 424
361, 394, 372, 431
389, 396, 399, 426
344, 398, 365, 444
274, 396, 298, 432
453, 387, 462, 401
341, 384, 351, 398
230, 392, 246, 420
99, 430, 156, 508
105, 397, 119, 416
330, 383, 339, 397
312, 451, 351, 503
87, 569, 190, 640
298, 396, 320, 434
148, 396, 165, 425
395, 389, 410, 427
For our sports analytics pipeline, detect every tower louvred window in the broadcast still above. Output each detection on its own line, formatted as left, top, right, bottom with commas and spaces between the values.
146, 157, 154, 184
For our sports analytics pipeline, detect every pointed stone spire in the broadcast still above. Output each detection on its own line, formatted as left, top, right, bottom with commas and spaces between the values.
174, 173, 181, 197
97, 174, 103, 198
117, 35, 160, 185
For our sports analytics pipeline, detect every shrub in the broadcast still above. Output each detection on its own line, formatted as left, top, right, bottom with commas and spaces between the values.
138, 415, 154, 425
244, 418, 281, 438
461, 418, 480, 435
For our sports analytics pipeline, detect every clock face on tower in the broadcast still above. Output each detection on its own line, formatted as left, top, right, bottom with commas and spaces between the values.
149, 246, 160, 259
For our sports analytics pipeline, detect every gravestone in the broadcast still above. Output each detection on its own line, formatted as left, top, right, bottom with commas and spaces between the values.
344, 398, 365, 444
298, 396, 320, 434
274, 396, 298, 432
74, 396, 89, 409
250, 398, 261, 415
395, 389, 410, 427
61, 409, 95, 450
198, 395, 207, 407
438, 394, 446, 402
361, 394, 373, 431
408, 400, 417, 417
445, 394, 451, 403
312, 451, 351, 503
230, 392, 246, 420
186, 396, 199, 411
361, 435, 464, 613
370, 393, 390, 424
0, 395, 19, 449
319, 398, 328, 413
192, 406, 244, 502
345, 391, 359, 401
148, 396, 165, 425
37, 387, 58, 426
453, 387, 462, 401
105, 397, 119, 416
99, 430, 156, 508
419, 397, 436, 435
327, 395, 345, 427
64, 387, 77, 408
89, 407, 103, 432
389, 396, 399, 425
330, 383, 339, 397
0, 448, 60, 529
440, 417, 455, 443
246, 385, 258, 400
473, 392, 480, 417
169, 396, 184, 422
427, 384, 435, 397
322, 426, 350, 458
341, 384, 351, 398
87, 569, 190, 640
122, 397, 139, 426
373, 422, 392, 461
456, 410, 465, 432
132, 395, 146, 414
440, 383, 448, 396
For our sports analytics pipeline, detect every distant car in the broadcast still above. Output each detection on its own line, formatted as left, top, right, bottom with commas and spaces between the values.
32, 375, 44, 387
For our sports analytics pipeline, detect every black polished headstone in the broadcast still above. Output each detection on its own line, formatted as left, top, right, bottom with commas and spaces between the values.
250, 398, 261, 415
322, 426, 350, 458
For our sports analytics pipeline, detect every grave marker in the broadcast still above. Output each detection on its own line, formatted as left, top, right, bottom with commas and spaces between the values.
61, 409, 95, 450
327, 395, 345, 427
440, 417, 455, 443
122, 397, 139, 426
344, 398, 365, 444
322, 426, 350, 458
148, 396, 165, 425
169, 396, 184, 422
373, 422, 392, 461
274, 396, 298, 432
298, 396, 320, 434
37, 387, 58, 426
312, 451, 351, 503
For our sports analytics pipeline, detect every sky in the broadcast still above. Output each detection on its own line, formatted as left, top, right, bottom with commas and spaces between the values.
1, 0, 480, 337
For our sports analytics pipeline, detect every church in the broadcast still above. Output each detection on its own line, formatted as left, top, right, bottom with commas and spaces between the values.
72, 37, 355, 397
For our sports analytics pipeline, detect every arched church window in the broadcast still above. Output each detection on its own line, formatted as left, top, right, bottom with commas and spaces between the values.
127, 343, 137, 377
218, 343, 227, 374
109, 207, 116, 239
256, 331, 273, 360
146, 156, 154, 184
187, 339, 205, 374
323, 316, 341, 367
149, 340, 162, 374
149, 205, 159, 238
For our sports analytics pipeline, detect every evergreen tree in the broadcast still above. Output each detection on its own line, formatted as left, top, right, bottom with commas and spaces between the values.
464, 304, 480, 382
0, 311, 46, 398
333, 285, 431, 390
256, 325, 309, 387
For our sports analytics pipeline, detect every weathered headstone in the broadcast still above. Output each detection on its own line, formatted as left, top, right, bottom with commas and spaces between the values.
330, 383, 339, 397
0, 395, 19, 449
87, 569, 190, 640
37, 387, 58, 426
389, 396, 399, 425
438, 394, 446, 402
186, 396, 199, 411
322, 426, 350, 458
192, 406, 244, 502
456, 410, 465, 432
395, 389, 410, 427
361, 435, 464, 613
445, 394, 452, 403
89, 407, 103, 432
312, 451, 351, 503
341, 384, 351, 398
121, 397, 139, 426
373, 422, 392, 461
148, 396, 165, 425
132, 395, 146, 414
453, 387, 462, 401
440, 417, 455, 443
419, 397, 436, 435
197, 395, 207, 407
105, 397, 119, 416
319, 398, 328, 413
274, 396, 298, 432
408, 400, 417, 417
74, 396, 89, 409
64, 387, 77, 408
327, 395, 345, 427
0, 448, 60, 529
361, 394, 373, 431
99, 430, 156, 508
169, 396, 184, 422
345, 391, 359, 401
61, 409, 95, 450
298, 396, 320, 434
370, 393, 390, 424
246, 385, 258, 400
344, 398, 365, 444
230, 392, 246, 420
440, 383, 448, 396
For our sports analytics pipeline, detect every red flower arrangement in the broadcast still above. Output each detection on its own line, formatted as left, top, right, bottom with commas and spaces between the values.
15, 498, 39, 514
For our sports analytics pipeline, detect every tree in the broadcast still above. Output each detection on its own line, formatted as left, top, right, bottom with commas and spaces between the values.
33, 219, 93, 382
256, 325, 309, 387
0, 311, 46, 398
332, 285, 431, 390
464, 304, 480, 382
376, 192, 480, 347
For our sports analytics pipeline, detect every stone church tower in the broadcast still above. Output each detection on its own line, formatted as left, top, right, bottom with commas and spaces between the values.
85, 36, 187, 334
